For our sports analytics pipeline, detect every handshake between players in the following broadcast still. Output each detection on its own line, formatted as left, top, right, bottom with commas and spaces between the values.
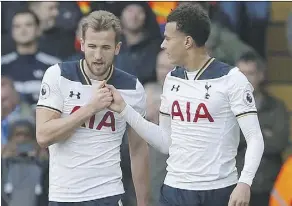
87, 80, 126, 115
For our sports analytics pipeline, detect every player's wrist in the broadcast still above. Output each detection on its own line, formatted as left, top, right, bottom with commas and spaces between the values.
119, 101, 127, 113
237, 182, 251, 188
119, 103, 130, 116
84, 103, 100, 115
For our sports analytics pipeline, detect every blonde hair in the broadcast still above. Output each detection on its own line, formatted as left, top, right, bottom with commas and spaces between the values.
81, 10, 122, 42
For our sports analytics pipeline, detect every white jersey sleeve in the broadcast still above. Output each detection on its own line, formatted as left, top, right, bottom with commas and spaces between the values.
160, 73, 171, 115
227, 68, 257, 117
130, 80, 146, 117
37, 64, 63, 113
227, 68, 264, 186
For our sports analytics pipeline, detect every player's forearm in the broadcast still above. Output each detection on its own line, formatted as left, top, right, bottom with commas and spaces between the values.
129, 138, 150, 206
237, 114, 264, 186
36, 106, 94, 148
120, 104, 171, 154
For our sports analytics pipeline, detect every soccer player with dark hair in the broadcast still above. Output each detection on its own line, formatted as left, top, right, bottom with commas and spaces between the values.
107, 3, 264, 206
36, 10, 149, 206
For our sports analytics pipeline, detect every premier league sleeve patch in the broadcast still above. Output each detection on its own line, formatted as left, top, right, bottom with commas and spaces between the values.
243, 89, 255, 107
40, 83, 50, 99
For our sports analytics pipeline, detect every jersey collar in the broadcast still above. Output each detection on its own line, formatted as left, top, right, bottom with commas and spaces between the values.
79, 59, 114, 85
193, 57, 215, 80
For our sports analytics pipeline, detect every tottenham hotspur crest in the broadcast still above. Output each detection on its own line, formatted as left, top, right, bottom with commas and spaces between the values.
205, 83, 211, 99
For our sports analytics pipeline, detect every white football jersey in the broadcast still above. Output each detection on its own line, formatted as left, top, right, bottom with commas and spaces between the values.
37, 60, 146, 202
160, 58, 257, 190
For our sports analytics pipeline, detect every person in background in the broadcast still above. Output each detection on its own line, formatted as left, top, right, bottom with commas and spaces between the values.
236, 51, 290, 206
144, 82, 168, 206
54, 1, 83, 33
269, 155, 292, 206
115, 2, 162, 85
155, 50, 174, 86
65, 16, 86, 62
195, 2, 256, 66
1, 119, 49, 206
28, 1, 76, 59
1, 2, 27, 54
1, 10, 61, 106
1, 76, 35, 147
144, 83, 162, 125
218, 2, 270, 58
2, 119, 48, 160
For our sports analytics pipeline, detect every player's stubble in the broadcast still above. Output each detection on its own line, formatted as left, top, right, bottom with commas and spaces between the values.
84, 55, 114, 78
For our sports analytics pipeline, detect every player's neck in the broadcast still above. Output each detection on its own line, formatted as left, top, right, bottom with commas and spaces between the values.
16, 42, 38, 55
184, 47, 210, 72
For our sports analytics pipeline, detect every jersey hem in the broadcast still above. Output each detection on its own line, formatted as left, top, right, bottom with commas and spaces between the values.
49, 190, 124, 203
164, 172, 238, 191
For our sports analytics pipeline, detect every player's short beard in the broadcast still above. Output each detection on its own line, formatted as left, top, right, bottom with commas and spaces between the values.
84, 57, 113, 78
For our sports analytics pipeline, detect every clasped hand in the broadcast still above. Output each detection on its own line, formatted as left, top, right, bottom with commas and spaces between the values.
87, 80, 126, 114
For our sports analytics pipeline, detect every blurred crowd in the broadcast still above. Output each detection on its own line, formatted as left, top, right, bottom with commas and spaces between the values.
1, 1, 292, 206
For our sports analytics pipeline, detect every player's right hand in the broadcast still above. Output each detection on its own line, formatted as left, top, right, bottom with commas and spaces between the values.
87, 80, 113, 113
106, 84, 126, 113
228, 183, 250, 206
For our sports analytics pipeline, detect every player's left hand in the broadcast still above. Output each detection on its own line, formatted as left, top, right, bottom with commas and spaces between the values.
106, 84, 126, 113
228, 183, 250, 206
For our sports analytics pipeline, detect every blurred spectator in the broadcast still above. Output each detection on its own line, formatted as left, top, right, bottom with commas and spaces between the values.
1, 76, 35, 146
287, 11, 292, 56
1, 10, 61, 106
65, 16, 85, 62
1, 120, 49, 206
1, 2, 27, 54
206, 21, 256, 66
236, 51, 290, 206
176, 2, 255, 66
155, 50, 174, 86
144, 82, 162, 124
269, 155, 292, 206
55, 2, 83, 32
2, 120, 47, 160
90, 1, 126, 17
28, 1, 76, 59
1, 2, 27, 34
115, 2, 163, 85
144, 82, 168, 206
218, 2, 271, 58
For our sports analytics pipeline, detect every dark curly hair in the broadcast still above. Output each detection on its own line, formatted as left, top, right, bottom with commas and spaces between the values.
167, 3, 211, 47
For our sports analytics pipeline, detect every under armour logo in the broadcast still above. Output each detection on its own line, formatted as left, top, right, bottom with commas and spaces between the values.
69, 91, 81, 99
205, 83, 211, 99
171, 85, 180, 92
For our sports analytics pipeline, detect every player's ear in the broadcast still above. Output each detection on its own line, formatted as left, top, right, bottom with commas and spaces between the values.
114, 41, 122, 55
80, 38, 85, 52
185, 36, 194, 50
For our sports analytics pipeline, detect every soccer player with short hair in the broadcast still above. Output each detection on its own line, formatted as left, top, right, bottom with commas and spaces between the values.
107, 3, 264, 206
36, 11, 149, 206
